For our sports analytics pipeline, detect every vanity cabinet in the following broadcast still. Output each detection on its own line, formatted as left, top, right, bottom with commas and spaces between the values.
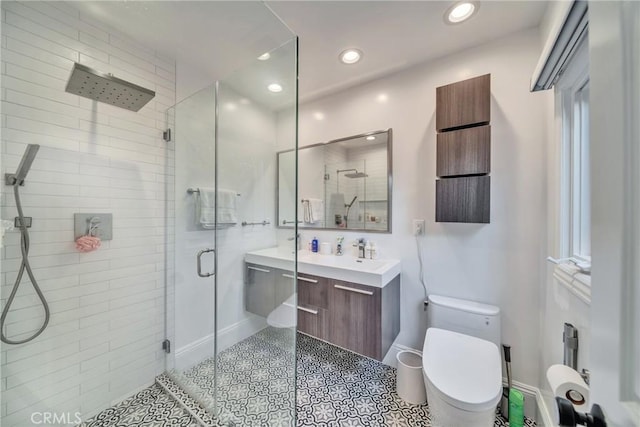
245, 263, 293, 317
244, 261, 400, 361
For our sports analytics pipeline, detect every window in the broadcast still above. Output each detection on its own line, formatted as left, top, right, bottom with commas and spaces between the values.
569, 78, 590, 261
553, 36, 591, 298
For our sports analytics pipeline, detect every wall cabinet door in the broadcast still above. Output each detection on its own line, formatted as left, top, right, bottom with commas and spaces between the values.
328, 280, 381, 359
436, 74, 491, 131
437, 125, 491, 177
436, 175, 490, 223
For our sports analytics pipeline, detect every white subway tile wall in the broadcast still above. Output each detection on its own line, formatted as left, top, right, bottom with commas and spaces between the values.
0, 2, 175, 425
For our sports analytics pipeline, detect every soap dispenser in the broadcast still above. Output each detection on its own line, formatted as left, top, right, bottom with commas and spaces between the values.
365, 240, 372, 259
370, 242, 378, 260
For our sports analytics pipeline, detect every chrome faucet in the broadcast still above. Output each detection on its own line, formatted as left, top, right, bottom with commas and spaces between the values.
287, 233, 301, 250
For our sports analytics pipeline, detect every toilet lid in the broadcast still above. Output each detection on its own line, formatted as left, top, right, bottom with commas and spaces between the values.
423, 328, 502, 412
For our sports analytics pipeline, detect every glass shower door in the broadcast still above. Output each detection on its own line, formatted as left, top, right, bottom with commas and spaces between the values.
164, 84, 218, 416
165, 36, 298, 425
214, 38, 298, 426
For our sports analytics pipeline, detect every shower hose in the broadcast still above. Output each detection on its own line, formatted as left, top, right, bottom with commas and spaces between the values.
0, 185, 50, 344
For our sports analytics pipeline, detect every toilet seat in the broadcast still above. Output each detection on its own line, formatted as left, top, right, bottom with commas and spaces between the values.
266, 294, 297, 328
423, 328, 502, 412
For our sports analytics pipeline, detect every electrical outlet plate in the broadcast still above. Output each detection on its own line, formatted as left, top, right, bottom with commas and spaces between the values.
413, 219, 425, 236
74, 213, 113, 240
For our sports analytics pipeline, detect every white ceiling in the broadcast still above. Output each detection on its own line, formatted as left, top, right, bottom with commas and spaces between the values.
69, 1, 548, 107
268, 1, 548, 102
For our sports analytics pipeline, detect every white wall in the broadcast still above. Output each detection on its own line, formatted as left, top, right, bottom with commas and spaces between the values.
0, 2, 175, 425
278, 28, 548, 386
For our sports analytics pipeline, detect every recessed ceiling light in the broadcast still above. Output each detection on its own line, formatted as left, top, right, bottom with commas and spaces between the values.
258, 52, 271, 61
445, 1, 479, 24
267, 83, 283, 93
366, 136, 376, 141
339, 48, 362, 65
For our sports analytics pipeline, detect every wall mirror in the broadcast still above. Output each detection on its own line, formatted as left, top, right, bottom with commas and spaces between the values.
278, 128, 392, 232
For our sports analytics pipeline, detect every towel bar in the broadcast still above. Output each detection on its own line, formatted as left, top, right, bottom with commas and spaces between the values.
241, 221, 270, 226
187, 188, 240, 196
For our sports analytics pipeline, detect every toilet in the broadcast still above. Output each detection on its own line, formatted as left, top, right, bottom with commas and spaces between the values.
422, 295, 502, 427
266, 294, 297, 328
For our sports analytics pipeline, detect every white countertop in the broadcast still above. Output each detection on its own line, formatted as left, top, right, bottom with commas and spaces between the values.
244, 247, 401, 288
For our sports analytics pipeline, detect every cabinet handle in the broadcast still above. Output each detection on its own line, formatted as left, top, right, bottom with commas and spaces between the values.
333, 284, 374, 296
248, 266, 270, 273
284, 302, 318, 315
282, 273, 318, 284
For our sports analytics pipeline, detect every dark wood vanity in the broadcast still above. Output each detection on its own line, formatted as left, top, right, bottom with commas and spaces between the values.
245, 262, 400, 361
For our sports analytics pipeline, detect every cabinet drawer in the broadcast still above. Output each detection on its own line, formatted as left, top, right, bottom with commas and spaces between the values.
297, 305, 328, 340
297, 273, 328, 309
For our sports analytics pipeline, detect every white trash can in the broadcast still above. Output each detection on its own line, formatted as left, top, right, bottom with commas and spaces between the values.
396, 350, 427, 405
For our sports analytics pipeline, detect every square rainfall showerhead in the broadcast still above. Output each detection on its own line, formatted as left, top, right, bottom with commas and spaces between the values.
65, 63, 155, 112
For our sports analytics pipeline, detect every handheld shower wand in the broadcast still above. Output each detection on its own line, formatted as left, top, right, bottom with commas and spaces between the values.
344, 196, 358, 228
1, 144, 51, 344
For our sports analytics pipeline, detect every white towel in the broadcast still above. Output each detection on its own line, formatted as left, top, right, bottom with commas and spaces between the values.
216, 189, 238, 227
303, 198, 324, 224
198, 187, 216, 228
197, 188, 237, 229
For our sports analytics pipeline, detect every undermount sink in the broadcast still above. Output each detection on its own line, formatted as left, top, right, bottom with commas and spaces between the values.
244, 247, 401, 288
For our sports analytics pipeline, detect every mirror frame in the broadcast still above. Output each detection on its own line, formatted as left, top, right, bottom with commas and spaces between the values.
276, 128, 393, 233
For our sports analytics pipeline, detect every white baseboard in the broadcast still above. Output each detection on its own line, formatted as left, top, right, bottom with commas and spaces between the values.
174, 316, 266, 371
533, 384, 557, 427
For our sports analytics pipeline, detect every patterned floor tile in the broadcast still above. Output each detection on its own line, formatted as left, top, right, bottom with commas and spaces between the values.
83, 327, 537, 427
81, 383, 199, 427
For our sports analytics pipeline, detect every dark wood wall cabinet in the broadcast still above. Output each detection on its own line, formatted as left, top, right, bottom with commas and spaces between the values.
436, 125, 491, 177
436, 74, 490, 132
245, 263, 400, 361
435, 74, 491, 223
436, 176, 490, 223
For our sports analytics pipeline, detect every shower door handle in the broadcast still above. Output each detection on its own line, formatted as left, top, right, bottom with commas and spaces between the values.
197, 248, 216, 277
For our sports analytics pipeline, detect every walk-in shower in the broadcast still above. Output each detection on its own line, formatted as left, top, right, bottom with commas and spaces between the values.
0, 1, 297, 425
1, 144, 50, 345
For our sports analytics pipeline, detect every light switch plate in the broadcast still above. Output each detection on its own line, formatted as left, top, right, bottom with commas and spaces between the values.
74, 213, 113, 240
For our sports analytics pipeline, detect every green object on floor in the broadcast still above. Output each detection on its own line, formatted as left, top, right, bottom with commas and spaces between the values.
509, 388, 525, 427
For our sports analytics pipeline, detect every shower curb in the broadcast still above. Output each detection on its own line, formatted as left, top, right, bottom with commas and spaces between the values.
156, 373, 218, 426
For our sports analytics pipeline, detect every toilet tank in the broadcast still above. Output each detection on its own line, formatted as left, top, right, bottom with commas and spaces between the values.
427, 295, 501, 346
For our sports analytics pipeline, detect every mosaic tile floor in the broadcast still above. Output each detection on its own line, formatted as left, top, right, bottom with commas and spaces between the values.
84, 328, 537, 426
82, 383, 199, 427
